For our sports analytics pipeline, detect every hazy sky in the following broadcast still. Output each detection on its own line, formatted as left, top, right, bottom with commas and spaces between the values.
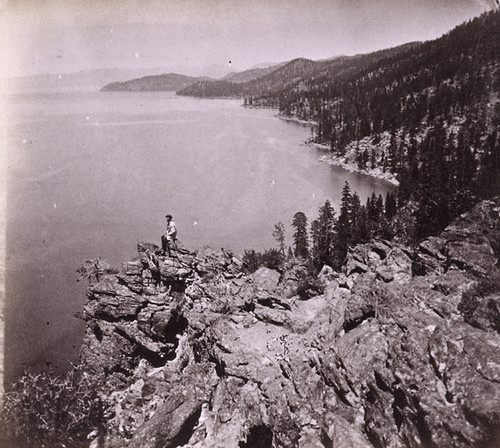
0, 0, 496, 77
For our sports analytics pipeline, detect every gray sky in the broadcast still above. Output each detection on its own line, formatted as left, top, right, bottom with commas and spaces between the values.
0, 0, 496, 77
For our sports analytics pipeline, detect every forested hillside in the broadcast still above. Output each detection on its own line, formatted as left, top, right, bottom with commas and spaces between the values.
220, 61, 288, 84
178, 44, 418, 101
180, 11, 500, 241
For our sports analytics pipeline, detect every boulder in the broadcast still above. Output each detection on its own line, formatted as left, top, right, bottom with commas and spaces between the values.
252, 267, 281, 291
445, 240, 496, 276
137, 306, 184, 342
287, 294, 332, 334
464, 292, 500, 332
317, 264, 338, 283
375, 247, 412, 283
415, 236, 447, 274
122, 260, 144, 275
281, 264, 307, 298
126, 363, 217, 448
116, 272, 143, 293
441, 199, 500, 276
346, 258, 368, 276
115, 322, 168, 358
86, 292, 146, 320
253, 304, 287, 325
322, 413, 373, 448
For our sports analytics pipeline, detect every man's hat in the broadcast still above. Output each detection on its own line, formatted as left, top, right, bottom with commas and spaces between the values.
165, 214, 173, 219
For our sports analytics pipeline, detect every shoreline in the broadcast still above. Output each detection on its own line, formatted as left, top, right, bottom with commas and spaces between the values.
7, 97, 397, 386
311, 142, 400, 186
277, 114, 400, 187
276, 114, 314, 126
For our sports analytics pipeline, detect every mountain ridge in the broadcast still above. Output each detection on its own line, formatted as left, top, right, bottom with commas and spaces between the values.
220, 61, 289, 84
101, 73, 213, 92
177, 11, 500, 242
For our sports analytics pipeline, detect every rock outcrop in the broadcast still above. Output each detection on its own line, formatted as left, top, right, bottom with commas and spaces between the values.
79, 198, 500, 448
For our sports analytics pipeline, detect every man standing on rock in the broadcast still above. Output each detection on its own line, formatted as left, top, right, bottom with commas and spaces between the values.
162, 214, 177, 256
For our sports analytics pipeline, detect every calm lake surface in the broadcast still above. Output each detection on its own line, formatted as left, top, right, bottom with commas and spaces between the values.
4, 89, 393, 382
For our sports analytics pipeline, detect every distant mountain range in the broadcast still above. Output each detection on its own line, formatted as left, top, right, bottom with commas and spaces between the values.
2, 64, 235, 92
97, 58, 327, 94
176, 44, 420, 98
98, 62, 291, 92
2, 68, 174, 91
101, 73, 213, 92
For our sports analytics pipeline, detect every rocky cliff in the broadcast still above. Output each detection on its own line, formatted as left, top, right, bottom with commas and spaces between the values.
79, 198, 500, 448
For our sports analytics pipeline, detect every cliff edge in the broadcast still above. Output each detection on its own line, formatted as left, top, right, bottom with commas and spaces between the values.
79, 198, 500, 448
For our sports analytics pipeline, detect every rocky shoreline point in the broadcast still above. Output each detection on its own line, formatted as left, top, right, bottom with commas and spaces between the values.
79, 198, 500, 448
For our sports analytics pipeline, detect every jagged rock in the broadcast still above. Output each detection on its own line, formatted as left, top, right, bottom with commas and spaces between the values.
370, 239, 392, 259
137, 242, 160, 254
115, 322, 169, 357
345, 240, 413, 284
442, 199, 500, 276
79, 320, 138, 389
252, 267, 281, 291
324, 284, 350, 337
137, 305, 185, 342
346, 258, 368, 276
375, 247, 413, 283
102, 374, 163, 440
230, 256, 243, 270
159, 258, 183, 279
253, 304, 287, 325
318, 264, 336, 282
321, 271, 500, 447
255, 290, 290, 310
322, 413, 373, 448
321, 319, 389, 407
139, 250, 161, 273
462, 292, 500, 332
281, 264, 307, 298
346, 240, 392, 275
286, 294, 331, 334
195, 247, 233, 277
91, 276, 120, 295
446, 240, 496, 276
141, 269, 159, 294
125, 363, 217, 448
116, 272, 144, 293
342, 272, 377, 327
85, 291, 147, 320
76, 199, 500, 448
415, 236, 447, 274
122, 260, 144, 275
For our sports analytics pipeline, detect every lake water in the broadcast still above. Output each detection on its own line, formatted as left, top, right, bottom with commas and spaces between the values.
4, 89, 393, 383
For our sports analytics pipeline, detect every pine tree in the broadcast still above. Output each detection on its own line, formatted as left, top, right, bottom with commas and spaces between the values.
416, 119, 450, 237
310, 219, 320, 265
352, 202, 370, 245
385, 192, 397, 220
478, 130, 500, 197
388, 129, 398, 173
273, 222, 286, 254
311, 200, 336, 270
333, 182, 353, 268
292, 212, 309, 259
